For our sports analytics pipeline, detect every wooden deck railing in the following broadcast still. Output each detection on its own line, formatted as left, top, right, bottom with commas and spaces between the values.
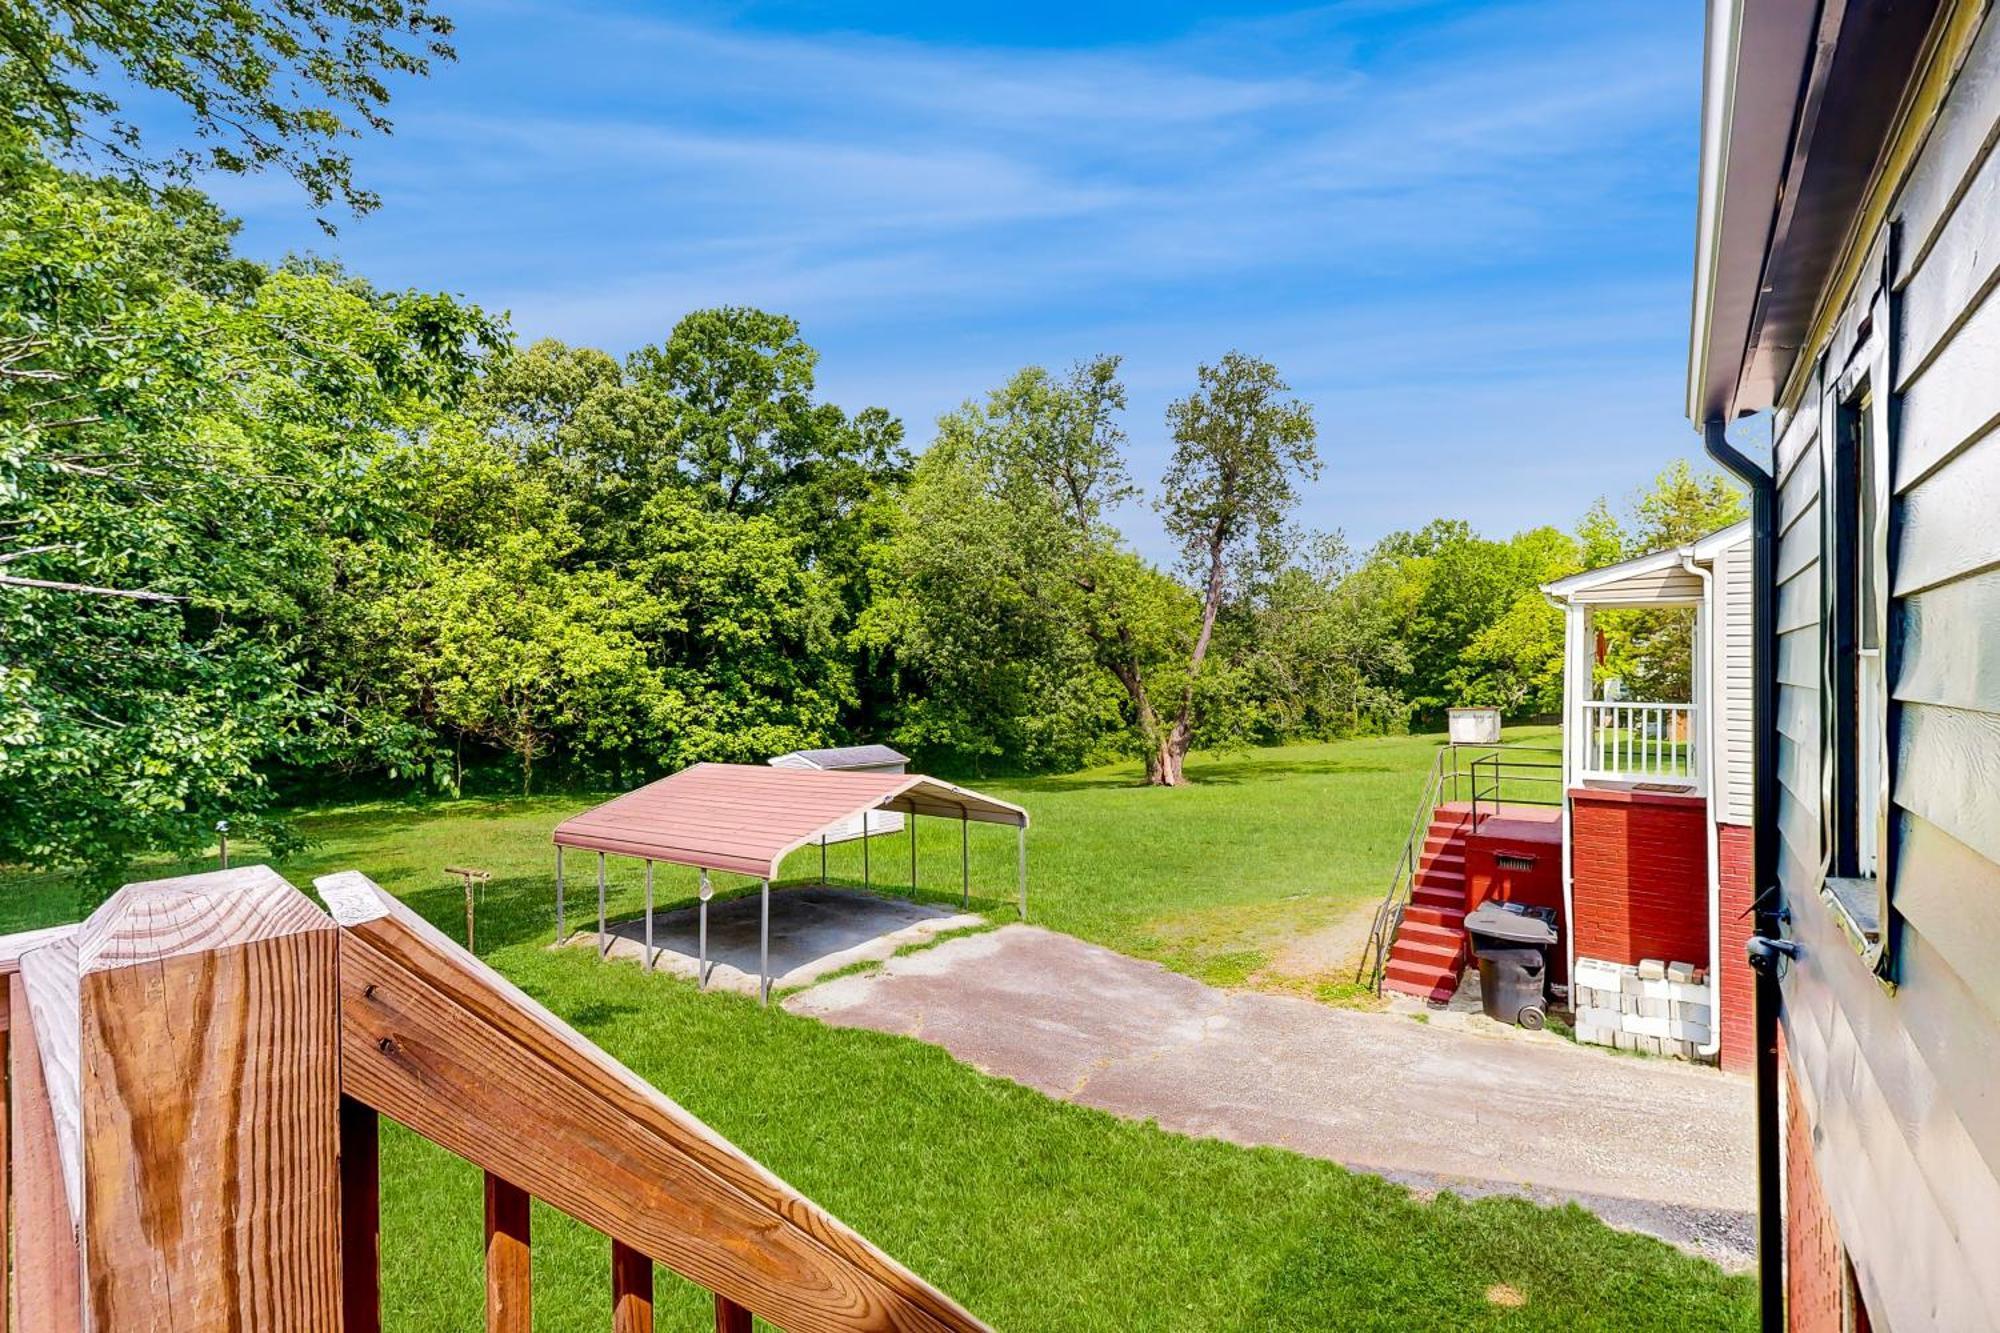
0, 867, 989, 1332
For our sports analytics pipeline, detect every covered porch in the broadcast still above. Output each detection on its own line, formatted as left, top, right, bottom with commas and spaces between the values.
1543, 536, 1731, 796
1539, 520, 1756, 1068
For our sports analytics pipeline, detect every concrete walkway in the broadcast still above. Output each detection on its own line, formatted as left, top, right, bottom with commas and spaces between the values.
788, 924, 1757, 1266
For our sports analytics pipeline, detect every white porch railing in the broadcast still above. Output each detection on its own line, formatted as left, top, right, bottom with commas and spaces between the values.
1578, 701, 1698, 785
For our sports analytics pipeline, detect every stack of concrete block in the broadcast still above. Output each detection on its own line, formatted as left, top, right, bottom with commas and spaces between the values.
1570, 957, 1716, 1062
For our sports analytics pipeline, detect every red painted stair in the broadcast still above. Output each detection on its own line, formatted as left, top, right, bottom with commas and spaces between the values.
1381, 806, 1476, 1002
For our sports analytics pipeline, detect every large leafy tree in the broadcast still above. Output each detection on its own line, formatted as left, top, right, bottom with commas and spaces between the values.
1587, 460, 1747, 702
890, 353, 1321, 784
0, 137, 500, 883
882, 357, 1140, 772
1, 0, 453, 221
1151, 352, 1319, 784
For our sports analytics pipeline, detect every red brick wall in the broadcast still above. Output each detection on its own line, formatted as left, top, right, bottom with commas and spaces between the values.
1717, 823, 1756, 1073
1785, 1032, 1852, 1333
1464, 828, 1566, 984
1569, 789, 1709, 967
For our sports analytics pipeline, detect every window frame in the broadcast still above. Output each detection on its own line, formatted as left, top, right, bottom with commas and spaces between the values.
1815, 246, 1897, 982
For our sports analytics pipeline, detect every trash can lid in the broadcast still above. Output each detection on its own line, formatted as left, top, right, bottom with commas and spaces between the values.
1464, 901, 1558, 946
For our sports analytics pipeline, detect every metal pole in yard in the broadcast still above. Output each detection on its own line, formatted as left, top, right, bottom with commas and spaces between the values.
863, 809, 871, 890
699, 869, 710, 990
760, 877, 771, 1006
961, 810, 970, 909
596, 852, 607, 960
820, 836, 827, 886
910, 810, 918, 894
644, 859, 654, 972
1015, 823, 1027, 920
555, 845, 565, 943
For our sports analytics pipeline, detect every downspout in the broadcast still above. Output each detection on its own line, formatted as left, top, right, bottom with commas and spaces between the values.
1544, 591, 1580, 998
1705, 418, 1782, 1332
1679, 550, 1724, 1060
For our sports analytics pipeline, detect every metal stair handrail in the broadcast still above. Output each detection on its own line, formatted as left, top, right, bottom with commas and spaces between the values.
1358, 740, 1564, 994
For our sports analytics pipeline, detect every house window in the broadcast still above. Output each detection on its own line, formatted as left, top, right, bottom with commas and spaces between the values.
1836, 390, 1885, 879
1819, 279, 1894, 977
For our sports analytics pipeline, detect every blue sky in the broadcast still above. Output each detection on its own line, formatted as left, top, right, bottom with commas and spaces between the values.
208, 0, 1708, 561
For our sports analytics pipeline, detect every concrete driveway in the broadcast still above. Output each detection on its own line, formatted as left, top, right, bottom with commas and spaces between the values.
787, 924, 1757, 1266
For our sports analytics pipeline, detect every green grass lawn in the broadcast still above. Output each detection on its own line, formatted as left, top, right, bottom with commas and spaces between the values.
0, 727, 1564, 998
0, 730, 1756, 1329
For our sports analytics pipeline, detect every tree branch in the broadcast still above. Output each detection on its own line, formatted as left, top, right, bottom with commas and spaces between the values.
0, 574, 186, 602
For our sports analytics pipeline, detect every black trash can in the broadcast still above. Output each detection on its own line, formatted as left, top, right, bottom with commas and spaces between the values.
1464, 901, 1558, 1029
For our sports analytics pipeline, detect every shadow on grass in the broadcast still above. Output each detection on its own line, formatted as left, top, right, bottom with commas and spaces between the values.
1021, 756, 1407, 794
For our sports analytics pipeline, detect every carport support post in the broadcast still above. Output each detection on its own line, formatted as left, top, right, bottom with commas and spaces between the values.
644, 859, 654, 971
960, 811, 969, 909
820, 836, 827, 886
910, 810, 918, 893
555, 845, 565, 944
698, 869, 710, 990
1015, 823, 1027, 920
760, 877, 771, 1006
862, 809, 871, 890
596, 852, 607, 959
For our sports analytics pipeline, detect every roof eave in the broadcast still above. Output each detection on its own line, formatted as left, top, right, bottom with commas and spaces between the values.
1686, 0, 1823, 427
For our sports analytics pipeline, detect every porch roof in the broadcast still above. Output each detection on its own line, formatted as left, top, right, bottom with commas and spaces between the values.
1541, 519, 1750, 608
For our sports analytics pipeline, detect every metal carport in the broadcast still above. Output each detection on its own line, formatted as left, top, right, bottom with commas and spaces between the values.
551, 762, 1029, 1003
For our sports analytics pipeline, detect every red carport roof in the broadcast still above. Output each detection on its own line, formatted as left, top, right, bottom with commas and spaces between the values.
551, 762, 1028, 879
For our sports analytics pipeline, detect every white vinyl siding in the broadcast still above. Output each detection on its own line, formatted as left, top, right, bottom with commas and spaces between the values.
1773, 11, 2000, 1329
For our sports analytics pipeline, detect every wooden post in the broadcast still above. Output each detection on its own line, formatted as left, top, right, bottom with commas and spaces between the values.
612, 1241, 654, 1333
77, 866, 343, 1330
714, 1294, 754, 1333
485, 1173, 532, 1332
340, 1097, 381, 1333
0, 985, 9, 1333
9, 965, 80, 1333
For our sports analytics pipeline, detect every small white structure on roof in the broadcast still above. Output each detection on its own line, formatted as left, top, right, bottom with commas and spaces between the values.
769, 744, 908, 841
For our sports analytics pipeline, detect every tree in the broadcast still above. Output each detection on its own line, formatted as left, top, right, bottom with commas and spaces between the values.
890, 353, 1320, 785
0, 139, 501, 884
881, 357, 1138, 772
1584, 460, 1746, 703
1, 0, 454, 221
1243, 532, 1408, 739
1150, 353, 1319, 783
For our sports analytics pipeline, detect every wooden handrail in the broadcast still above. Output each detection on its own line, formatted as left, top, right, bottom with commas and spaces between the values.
0, 866, 987, 1332
315, 870, 988, 1333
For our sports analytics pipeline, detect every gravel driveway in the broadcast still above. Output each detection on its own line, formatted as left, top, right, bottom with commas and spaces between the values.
787, 924, 1757, 1267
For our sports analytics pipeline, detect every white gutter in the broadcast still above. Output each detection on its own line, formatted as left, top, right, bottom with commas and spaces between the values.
1680, 550, 1724, 1058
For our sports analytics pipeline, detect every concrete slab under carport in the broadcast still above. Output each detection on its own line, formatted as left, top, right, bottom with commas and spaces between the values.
575, 886, 983, 996
788, 924, 1758, 1268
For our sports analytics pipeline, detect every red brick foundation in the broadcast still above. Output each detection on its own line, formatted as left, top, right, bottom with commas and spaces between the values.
1569, 788, 1709, 966
1717, 822, 1755, 1073
1784, 1031, 1868, 1331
